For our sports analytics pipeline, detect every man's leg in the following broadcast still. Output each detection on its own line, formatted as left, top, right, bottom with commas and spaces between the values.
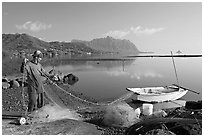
27, 86, 37, 113
37, 85, 44, 108
37, 93, 44, 108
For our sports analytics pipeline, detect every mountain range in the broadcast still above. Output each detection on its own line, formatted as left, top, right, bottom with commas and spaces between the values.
2, 33, 140, 57
72, 36, 139, 54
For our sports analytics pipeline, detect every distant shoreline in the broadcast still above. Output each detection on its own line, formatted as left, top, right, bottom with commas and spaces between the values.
126, 54, 202, 58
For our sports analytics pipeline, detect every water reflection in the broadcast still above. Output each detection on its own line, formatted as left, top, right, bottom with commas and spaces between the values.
105, 70, 163, 80
5, 53, 201, 102
43, 56, 201, 102
44, 58, 135, 73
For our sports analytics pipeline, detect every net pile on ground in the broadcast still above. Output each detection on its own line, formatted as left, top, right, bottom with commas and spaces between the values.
28, 81, 139, 127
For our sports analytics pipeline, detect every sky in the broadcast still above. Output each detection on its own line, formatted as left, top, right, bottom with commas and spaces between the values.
2, 2, 202, 54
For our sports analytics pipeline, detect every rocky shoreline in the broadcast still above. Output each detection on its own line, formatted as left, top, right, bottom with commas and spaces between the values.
2, 65, 202, 135
2, 80, 127, 135
2, 78, 202, 135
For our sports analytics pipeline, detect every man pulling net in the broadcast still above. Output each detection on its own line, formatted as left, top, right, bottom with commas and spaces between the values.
19, 50, 135, 126
20, 50, 53, 114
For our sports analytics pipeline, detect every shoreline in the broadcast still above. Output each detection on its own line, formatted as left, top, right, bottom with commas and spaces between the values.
2, 54, 202, 135
2, 81, 202, 135
126, 54, 202, 58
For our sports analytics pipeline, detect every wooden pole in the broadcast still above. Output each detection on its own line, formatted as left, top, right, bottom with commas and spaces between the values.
172, 84, 200, 94
22, 58, 28, 116
171, 51, 180, 88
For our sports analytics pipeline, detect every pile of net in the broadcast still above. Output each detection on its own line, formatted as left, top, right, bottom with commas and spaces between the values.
28, 81, 140, 127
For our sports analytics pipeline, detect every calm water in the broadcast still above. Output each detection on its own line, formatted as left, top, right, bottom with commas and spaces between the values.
44, 56, 202, 102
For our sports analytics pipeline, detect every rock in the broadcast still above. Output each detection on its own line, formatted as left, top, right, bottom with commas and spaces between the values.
125, 117, 202, 135
152, 110, 167, 118
9, 80, 20, 88
142, 110, 167, 120
185, 101, 202, 110
145, 129, 175, 135
134, 108, 141, 118
16, 79, 28, 87
2, 78, 9, 83
57, 71, 64, 81
51, 75, 59, 81
48, 68, 64, 82
2, 82, 10, 89
102, 101, 140, 127
63, 73, 79, 85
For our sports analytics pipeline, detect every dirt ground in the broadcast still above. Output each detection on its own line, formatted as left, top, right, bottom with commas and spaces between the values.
2, 84, 202, 135
2, 119, 104, 135
2, 83, 127, 135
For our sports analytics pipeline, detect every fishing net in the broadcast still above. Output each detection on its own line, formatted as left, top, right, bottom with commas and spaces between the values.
27, 80, 137, 127
43, 81, 134, 110
43, 82, 101, 110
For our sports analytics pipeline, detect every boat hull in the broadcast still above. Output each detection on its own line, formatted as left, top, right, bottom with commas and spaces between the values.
126, 86, 188, 103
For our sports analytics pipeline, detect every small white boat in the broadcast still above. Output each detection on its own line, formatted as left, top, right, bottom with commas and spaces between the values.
126, 85, 188, 102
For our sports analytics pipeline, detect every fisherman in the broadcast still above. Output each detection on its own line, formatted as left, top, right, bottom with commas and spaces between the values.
21, 50, 52, 113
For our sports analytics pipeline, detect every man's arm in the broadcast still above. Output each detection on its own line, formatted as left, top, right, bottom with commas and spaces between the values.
40, 64, 54, 79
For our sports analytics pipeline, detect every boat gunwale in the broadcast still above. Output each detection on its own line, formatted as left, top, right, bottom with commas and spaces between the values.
126, 86, 187, 96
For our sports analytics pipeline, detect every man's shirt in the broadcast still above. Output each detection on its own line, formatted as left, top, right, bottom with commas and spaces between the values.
25, 61, 46, 93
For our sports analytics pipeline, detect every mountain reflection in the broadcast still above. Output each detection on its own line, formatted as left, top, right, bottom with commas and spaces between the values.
43, 56, 135, 72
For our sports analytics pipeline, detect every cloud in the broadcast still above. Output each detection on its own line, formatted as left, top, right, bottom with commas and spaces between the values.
103, 30, 130, 38
104, 26, 165, 38
16, 21, 52, 32
130, 26, 165, 35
